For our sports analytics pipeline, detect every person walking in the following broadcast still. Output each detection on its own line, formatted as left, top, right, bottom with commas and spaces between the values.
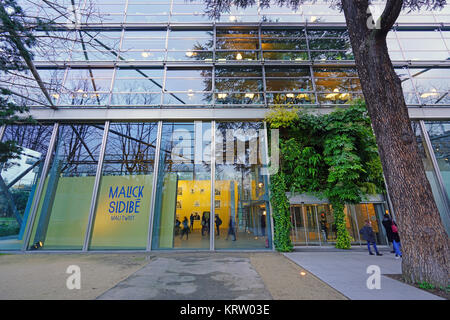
260, 213, 266, 237
382, 213, 395, 253
391, 221, 402, 259
359, 220, 383, 256
215, 214, 222, 236
190, 213, 195, 231
180, 217, 190, 240
226, 216, 236, 241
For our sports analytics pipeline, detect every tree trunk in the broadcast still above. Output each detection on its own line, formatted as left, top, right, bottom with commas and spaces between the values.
341, 0, 449, 287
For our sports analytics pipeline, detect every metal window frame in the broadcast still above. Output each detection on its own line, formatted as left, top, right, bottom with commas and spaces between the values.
21, 122, 60, 251
210, 120, 216, 250
147, 120, 163, 251
419, 120, 450, 215
82, 121, 109, 251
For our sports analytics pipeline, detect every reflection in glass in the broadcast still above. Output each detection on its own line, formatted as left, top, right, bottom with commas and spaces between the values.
152, 122, 211, 250
89, 123, 158, 250
214, 122, 271, 249
413, 121, 450, 232
424, 121, 450, 233
308, 29, 353, 60
0, 125, 53, 250
28, 124, 104, 250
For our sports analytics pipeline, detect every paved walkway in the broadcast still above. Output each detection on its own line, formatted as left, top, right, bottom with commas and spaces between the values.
284, 250, 444, 300
0, 252, 346, 300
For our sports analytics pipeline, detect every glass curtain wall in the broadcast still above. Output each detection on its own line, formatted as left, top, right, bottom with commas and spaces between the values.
214, 122, 271, 249
152, 122, 212, 250
0, 124, 54, 250
290, 203, 388, 246
27, 124, 104, 250
89, 122, 158, 250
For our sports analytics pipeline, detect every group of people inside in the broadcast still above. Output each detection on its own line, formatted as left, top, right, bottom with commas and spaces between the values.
175, 211, 237, 241
359, 213, 402, 258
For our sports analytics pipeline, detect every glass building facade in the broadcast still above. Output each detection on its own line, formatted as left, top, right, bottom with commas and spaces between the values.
0, 0, 449, 251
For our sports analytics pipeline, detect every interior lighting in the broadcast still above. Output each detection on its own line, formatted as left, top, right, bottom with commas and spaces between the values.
141, 52, 149, 58
300, 271, 307, 276
310, 16, 317, 22
187, 89, 194, 97
286, 93, 295, 98
217, 93, 228, 99
339, 93, 350, 100
229, 15, 237, 22
326, 89, 340, 99
52, 93, 60, 99
421, 88, 439, 98
185, 51, 194, 57
245, 93, 255, 99
236, 53, 243, 60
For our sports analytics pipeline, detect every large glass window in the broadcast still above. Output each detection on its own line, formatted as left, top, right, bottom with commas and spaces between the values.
265, 67, 314, 105
216, 29, 259, 61
413, 121, 450, 231
396, 30, 448, 61
314, 67, 362, 104
261, 28, 308, 61
214, 122, 271, 249
167, 30, 213, 61
215, 67, 264, 105
0, 124, 53, 250
121, 30, 167, 61
89, 122, 158, 250
423, 121, 450, 233
59, 68, 113, 106
27, 124, 104, 250
152, 122, 211, 250
164, 68, 212, 105
308, 29, 353, 61
408, 68, 450, 105
111, 67, 163, 106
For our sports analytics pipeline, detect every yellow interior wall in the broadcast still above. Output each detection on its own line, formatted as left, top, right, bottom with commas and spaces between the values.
175, 179, 238, 230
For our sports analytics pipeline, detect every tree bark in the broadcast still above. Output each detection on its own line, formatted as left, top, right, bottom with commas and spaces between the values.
341, 0, 449, 286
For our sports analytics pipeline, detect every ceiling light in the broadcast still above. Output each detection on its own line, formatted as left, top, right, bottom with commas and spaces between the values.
52, 93, 60, 99
421, 88, 439, 98
245, 93, 255, 99
339, 93, 350, 100
217, 93, 228, 99
185, 51, 194, 57
286, 93, 295, 98
187, 89, 194, 97
236, 53, 243, 60
229, 15, 237, 22
141, 52, 149, 58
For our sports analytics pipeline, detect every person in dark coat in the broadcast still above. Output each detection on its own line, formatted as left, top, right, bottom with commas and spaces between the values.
260, 213, 266, 236
180, 217, 190, 240
226, 216, 236, 241
382, 213, 395, 253
360, 220, 383, 256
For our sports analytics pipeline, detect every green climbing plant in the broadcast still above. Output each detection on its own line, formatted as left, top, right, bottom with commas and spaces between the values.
269, 172, 293, 252
266, 100, 385, 250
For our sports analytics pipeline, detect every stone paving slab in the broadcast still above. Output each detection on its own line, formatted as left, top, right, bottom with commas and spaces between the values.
284, 251, 444, 300
97, 253, 272, 300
